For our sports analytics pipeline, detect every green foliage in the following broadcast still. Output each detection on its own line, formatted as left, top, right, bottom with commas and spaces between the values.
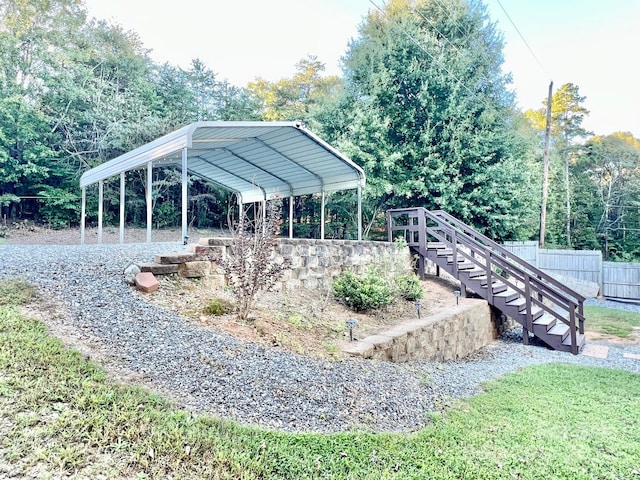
334, 239, 424, 311
332, 271, 394, 311
247, 55, 342, 123
203, 298, 233, 316
36, 185, 79, 228
394, 273, 423, 301
310, 0, 540, 240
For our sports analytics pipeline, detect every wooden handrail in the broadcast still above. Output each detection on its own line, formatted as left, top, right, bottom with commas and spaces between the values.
430, 209, 585, 304
386, 207, 586, 349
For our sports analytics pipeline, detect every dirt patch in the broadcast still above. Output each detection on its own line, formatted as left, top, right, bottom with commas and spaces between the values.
141, 272, 463, 359
584, 327, 640, 344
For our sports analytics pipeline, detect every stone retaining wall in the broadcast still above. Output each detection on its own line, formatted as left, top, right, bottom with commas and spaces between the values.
197, 237, 411, 290
343, 300, 515, 362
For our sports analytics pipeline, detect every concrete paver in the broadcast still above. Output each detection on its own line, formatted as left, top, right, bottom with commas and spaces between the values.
582, 343, 610, 359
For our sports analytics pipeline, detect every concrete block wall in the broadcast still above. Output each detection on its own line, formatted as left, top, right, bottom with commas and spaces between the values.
198, 237, 412, 290
344, 300, 515, 362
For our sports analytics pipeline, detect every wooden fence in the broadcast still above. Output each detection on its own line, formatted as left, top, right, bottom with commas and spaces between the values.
502, 242, 640, 300
602, 262, 640, 299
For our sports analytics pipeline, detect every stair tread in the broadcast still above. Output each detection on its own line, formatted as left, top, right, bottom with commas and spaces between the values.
533, 313, 556, 327
547, 323, 570, 337
506, 297, 527, 307
465, 268, 486, 277
494, 287, 518, 296
562, 333, 586, 347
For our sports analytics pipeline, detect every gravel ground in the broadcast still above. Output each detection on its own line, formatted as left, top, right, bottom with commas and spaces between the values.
1, 242, 639, 434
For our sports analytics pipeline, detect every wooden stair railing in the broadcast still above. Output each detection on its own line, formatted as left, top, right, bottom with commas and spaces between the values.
386, 207, 586, 354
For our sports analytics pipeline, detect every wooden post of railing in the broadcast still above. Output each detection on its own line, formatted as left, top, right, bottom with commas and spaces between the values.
578, 302, 584, 334
523, 275, 532, 345
537, 275, 543, 303
485, 248, 493, 304
569, 307, 578, 355
417, 209, 427, 279
451, 229, 458, 277
386, 211, 392, 242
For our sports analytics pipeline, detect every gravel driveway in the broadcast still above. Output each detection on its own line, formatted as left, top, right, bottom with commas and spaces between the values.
1, 242, 639, 433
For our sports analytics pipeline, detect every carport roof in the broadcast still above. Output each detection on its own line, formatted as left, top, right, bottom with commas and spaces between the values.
79, 121, 366, 203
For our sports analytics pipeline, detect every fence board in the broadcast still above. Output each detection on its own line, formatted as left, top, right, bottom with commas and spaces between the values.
602, 261, 640, 299
502, 241, 538, 265
537, 249, 602, 286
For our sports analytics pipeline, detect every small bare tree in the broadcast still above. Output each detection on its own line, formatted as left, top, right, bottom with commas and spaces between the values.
222, 199, 290, 320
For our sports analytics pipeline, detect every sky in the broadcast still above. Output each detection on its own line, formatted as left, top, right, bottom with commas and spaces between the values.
84, 0, 640, 138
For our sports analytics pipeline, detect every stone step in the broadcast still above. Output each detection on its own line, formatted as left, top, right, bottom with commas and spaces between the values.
188, 244, 227, 259
154, 252, 196, 264
139, 262, 179, 275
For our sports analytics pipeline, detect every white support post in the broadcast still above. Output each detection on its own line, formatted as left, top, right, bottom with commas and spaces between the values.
80, 187, 86, 245
357, 185, 362, 241
119, 172, 125, 244
181, 148, 188, 245
262, 199, 266, 235
146, 162, 152, 244
98, 180, 104, 244
289, 196, 294, 239
320, 190, 325, 240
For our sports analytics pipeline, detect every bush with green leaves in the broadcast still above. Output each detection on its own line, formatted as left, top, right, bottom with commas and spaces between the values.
333, 238, 424, 312
394, 273, 423, 301
203, 298, 234, 316
332, 271, 394, 312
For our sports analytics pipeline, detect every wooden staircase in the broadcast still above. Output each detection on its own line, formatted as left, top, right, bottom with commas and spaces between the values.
386, 208, 586, 354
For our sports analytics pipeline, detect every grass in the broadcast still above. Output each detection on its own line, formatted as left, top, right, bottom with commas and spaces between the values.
584, 305, 640, 339
1, 279, 640, 479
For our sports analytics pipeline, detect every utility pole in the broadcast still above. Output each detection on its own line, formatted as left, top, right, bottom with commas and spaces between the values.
539, 81, 553, 248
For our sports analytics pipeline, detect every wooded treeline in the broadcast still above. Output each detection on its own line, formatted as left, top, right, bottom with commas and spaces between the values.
1, 0, 640, 259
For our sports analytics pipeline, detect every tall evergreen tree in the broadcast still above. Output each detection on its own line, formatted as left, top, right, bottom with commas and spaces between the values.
312, 0, 539, 239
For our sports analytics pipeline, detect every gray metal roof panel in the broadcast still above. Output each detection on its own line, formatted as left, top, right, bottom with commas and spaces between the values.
79, 121, 365, 202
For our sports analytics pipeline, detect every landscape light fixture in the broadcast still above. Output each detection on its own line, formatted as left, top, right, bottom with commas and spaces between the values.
454, 289, 461, 305
346, 318, 357, 342
415, 300, 422, 319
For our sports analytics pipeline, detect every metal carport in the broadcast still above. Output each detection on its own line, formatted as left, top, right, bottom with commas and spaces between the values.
79, 121, 366, 244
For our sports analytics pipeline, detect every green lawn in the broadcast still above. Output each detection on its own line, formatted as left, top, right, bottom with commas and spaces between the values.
584, 305, 640, 339
1, 279, 640, 479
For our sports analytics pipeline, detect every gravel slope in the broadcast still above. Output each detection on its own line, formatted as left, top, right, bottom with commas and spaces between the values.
1, 242, 639, 433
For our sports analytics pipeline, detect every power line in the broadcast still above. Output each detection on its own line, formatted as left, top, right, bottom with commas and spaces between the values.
494, 0, 549, 80
365, 0, 513, 126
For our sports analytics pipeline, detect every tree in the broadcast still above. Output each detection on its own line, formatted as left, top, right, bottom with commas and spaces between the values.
248, 55, 342, 122
312, 0, 538, 240
578, 132, 640, 259
525, 83, 590, 247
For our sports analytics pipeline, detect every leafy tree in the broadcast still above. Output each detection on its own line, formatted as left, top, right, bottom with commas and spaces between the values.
525, 83, 590, 246
578, 132, 640, 259
312, 0, 538, 240
248, 55, 342, 122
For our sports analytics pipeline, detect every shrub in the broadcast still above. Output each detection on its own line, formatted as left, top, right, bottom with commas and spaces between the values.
332, 271, 393, 311
222, 199, 291, 320
203, 298, 234, 316
394, 273, 424, 301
